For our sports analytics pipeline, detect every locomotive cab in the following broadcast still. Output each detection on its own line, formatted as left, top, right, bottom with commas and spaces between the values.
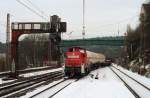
64, 47, 105, 77
65, 47, 88, 76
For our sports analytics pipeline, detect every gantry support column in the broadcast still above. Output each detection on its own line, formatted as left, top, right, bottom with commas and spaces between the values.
10, 32, 21, 78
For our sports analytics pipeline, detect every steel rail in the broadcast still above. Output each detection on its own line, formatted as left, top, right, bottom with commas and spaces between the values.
112, 66, 150, 91
29, 79, 66, 98
49, 82, 72, 98
30, 79, 79, 98
109, 67, 140, 98
0, 66, 57, 77
0, 71, 63, 97
48, 79, 79, 98
0, 71, 62, 90
4, 73, 63, 98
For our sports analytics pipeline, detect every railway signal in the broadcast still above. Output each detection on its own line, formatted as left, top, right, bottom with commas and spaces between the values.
10, 15, 67, 78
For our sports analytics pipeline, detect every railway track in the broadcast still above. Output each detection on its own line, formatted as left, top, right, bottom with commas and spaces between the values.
0, 66, 57, 78
27, 79, 78, 98
110, 66, 150, 98
0, 71, 11, 78
112, 66, 150, 91
0, 70, 64, 98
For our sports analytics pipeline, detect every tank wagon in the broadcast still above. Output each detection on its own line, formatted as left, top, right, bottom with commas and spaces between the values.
65, 47, 105, 77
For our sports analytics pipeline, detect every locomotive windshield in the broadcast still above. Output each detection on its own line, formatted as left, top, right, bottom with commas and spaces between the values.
68, 47, 86, 53
67, 55, 79, 58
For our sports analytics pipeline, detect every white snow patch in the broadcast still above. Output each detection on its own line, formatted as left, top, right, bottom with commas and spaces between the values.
0, 71, 10, 75
113, 63, 150, 88
20, 66, 149, 98
21, 79, 76, 98
112, 66, 150, 98
19, 68, 63, 77
20, 79, 65, 98
0, 78, 2, 84
33, 79, 76, 98
53, 80, 134, 98
18, 66, 56, 72
53, 67, 135, 98
0, 78, 17, 84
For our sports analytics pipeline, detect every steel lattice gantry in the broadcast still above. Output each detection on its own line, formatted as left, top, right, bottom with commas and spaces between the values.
10, 15, 66, 77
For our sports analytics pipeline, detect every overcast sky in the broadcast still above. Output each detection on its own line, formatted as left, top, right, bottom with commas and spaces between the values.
0, 0, 145, 42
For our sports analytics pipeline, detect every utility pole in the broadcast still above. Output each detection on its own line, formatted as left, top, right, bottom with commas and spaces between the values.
6, 13, 11, 71
82, 0, 85, 39
117, 24, 120, 36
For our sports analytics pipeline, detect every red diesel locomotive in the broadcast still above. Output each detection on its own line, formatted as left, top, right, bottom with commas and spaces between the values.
65, 47, 105, 76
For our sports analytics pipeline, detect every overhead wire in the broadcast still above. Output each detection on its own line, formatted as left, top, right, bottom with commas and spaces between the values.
1, 0, 49, 42
96, 15, 140, 36
98, 15, 139, 28
62, 15, 139, 39
14, 0, 140, 38
26, 0, 49, 18
16, 0, 48, 21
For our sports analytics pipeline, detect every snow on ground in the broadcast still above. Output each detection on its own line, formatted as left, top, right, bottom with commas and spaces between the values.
20, 66, 53, 71
53, 67, 135, 98
0, 71, 11, 84
32, 79, 76, 98
0, 68, 63, 84
112, 66, 150, 98
20, 79, 76, 98
20, 79, 65, 98
0, 78, 2, 84
19, 68, 63, 77
20, 66, 150, 98
113, 63, 150, 88
0, 79, 16, 84
0, 76, 17, 84
0, 71, 10, 75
